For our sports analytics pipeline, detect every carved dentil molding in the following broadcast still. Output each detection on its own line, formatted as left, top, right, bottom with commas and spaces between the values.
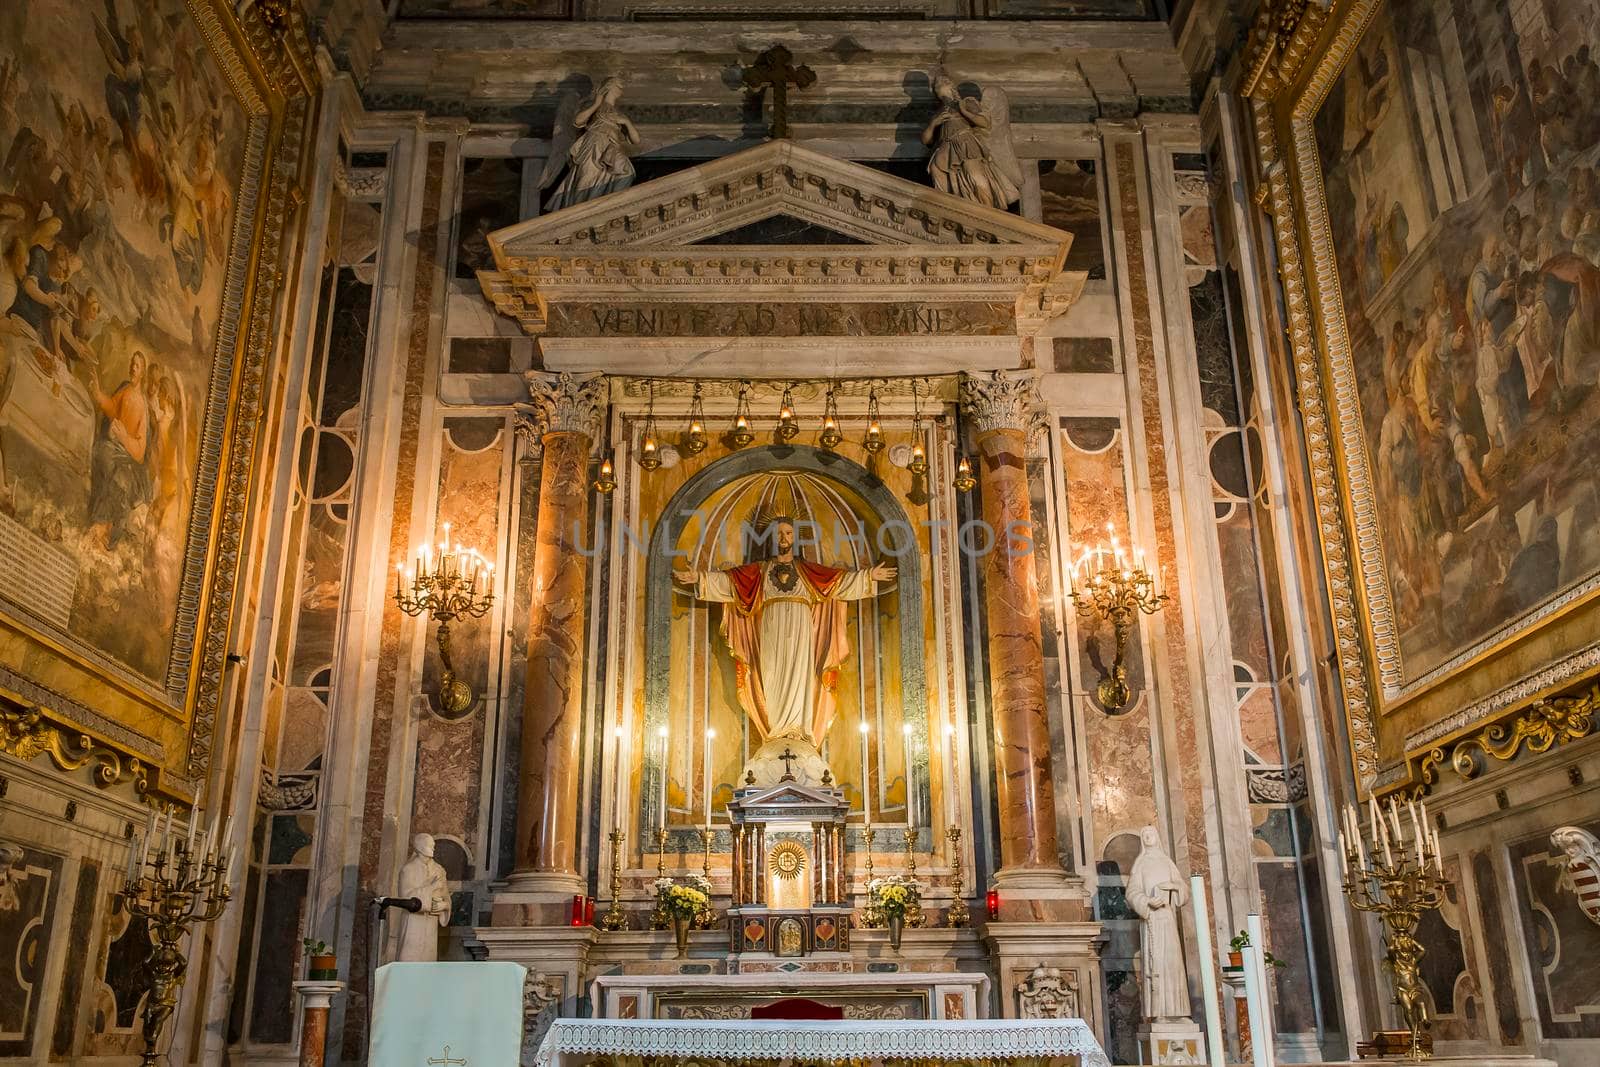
959, 370, 1046, 438
517, 372, 608, 452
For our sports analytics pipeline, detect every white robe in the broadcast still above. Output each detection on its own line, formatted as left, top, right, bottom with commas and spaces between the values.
1128, 846, 1191, 1020
695, 562, 877, 742
395, 854, 451, 962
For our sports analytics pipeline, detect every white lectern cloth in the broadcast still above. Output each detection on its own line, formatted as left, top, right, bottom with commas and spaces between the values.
369, 961, 527, 1067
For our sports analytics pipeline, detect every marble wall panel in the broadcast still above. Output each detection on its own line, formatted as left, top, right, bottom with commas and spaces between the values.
1417, 855, 1485, 1042
50, 858, 97, 1057
1039, 160, 1108, 281
454, 158, 524, 281
248, 867, 310, 1044
1470, 849, 1523, 1044
1256, 861, 1318, 1034
0, 844, 64, 1056
1509, 820, 1600, 1039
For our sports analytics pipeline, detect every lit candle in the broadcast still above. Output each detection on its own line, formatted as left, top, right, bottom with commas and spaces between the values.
1380, 821, 1393, 868
1409, 802, 1423, 864
1389, 797, 1403, 841
395, 563, 404, 597
657, 725, 669, 833
902, 723, 916, 828
704, 727, 716, 831
1336, 828, 1349, 880
1369, 794, 1380, 839
859, 720, 871, 830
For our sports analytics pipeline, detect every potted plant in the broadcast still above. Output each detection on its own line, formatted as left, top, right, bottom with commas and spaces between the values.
870, 877, 920, 951
303, 938, 337, 980
1228, 930, 1287, 970
658, 882, 710, 958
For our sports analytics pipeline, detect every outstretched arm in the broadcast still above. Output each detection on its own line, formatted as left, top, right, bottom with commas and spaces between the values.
833, 561, 897, 601
673, 566, 736, 602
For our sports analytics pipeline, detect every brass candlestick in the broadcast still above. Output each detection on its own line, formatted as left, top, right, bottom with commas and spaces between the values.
694, 826, 717, 929
602, 829, 628, 930
121, 811, 233, 1067
394, 526, 494, 716
945, 826, 970, 928
859, 826, 882, 928
1069, 532, 1166, 714
1340, 797, 1447, 1061
904, 827, 926, 928
652, 826, 669, 930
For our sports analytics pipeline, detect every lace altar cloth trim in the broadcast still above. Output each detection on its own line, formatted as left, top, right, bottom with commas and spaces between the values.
535, 1019, 1111, 1067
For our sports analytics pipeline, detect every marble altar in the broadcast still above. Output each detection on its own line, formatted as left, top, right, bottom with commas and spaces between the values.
590, 971, 990, 1021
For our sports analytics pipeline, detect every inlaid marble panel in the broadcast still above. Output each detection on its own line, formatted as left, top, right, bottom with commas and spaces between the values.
0, 845, 64, 1057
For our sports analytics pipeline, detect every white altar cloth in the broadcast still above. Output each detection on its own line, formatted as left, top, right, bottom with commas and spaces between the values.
535, 1018, 1111, 1067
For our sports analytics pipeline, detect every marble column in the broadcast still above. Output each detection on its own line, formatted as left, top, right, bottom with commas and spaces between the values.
292, 981, 344, 1067
512, 372, 607, 888
960, 371, 1066, 886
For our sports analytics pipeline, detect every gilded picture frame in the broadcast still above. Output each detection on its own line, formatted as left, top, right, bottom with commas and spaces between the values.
0, 0, 317, 799
1244, 0, 1600, 788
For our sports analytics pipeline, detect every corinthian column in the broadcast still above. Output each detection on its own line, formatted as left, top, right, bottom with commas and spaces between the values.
959, 371, 1067, 887
511, 371, 607, 888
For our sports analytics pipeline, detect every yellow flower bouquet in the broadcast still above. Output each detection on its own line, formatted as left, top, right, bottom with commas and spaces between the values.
869, 876, 920, 920
659, 881, 710, 920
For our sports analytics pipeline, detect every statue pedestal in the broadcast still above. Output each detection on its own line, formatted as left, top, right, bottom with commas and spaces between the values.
1137, 1019, 1204, 1064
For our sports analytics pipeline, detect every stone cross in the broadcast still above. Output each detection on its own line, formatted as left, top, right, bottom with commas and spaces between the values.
778, 745, 799, 781
741, 45, 816, 140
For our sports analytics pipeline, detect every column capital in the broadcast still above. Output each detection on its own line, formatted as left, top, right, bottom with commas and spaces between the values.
959, 370, 1047, 438
517, 371, 608, 451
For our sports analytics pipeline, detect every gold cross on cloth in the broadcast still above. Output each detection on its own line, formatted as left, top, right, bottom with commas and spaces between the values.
428, 1047, 467, 1066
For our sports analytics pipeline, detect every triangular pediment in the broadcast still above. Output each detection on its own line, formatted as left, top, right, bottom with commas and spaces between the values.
731, 781, 848, 810
489, 140, 1072, 253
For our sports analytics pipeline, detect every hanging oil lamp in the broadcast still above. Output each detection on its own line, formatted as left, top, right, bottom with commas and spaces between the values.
730, 381, 755, 448
776, 383, 799, 442
863, 384, 885, 454
953, 454, 976, 493
819, 383, 843, 451
638, 380, 662, 471
684, 381, 708, 456
594, 453, 617, 494
907, 380, 928, 475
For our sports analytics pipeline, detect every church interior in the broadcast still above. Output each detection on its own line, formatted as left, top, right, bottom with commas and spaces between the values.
2, 0, 1599, 1064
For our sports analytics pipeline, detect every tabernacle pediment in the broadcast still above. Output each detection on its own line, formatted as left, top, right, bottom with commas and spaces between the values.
478, 140, 1085, 340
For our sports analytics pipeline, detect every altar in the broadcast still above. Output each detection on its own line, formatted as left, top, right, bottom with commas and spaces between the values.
535, 1019, 1111, 1067
590, 970, 991, 1021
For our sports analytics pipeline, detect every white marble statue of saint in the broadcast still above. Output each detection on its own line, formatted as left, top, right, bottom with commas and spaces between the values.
395, 833, 451, 963
1127, 825, 1192, 1021
539, 76, 640, 213
672, 513, 895, 749
921, 71, 1022, 210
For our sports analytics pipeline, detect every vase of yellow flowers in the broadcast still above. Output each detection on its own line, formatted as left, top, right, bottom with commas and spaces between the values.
870, 878, 919, 951
659, 882, 710, 958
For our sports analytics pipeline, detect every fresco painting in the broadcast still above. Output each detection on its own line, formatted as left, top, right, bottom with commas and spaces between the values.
1315, 0, 1600, 684
0, 0, 246, 683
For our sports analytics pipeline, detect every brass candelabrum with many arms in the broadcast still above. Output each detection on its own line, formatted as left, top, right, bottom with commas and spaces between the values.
121, 810, 233, 1067
1338, 795, 1448, 1062
394, 527, 494, 716
1068, 531, 1166, 714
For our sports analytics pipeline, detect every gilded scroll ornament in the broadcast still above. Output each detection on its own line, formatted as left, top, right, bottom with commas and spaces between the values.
1, 704, 149, 794
1419, 683, 1596, 785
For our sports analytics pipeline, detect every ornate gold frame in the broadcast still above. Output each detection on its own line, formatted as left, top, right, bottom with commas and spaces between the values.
1242, 0, 1600, 790
0, 1, 317, 801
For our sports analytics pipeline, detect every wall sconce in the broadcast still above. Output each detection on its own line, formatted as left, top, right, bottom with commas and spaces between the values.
1069, 525, 1167, 714
953, 455, 975, 493
730, 381, 755, 448
395, 523, 495, 716
776, 383, 799, 442
638, 380, 662, 471
593, 454, 616, 494
819, 384, 843, 450
863, 385, 885, 454
684, 381, 708, 456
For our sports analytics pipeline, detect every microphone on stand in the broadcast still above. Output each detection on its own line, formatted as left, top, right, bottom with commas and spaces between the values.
373, 896, 424, 913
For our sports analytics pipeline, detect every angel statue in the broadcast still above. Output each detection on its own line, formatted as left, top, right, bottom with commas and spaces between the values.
539, 76, 641, 213
921, 72, 1022, 211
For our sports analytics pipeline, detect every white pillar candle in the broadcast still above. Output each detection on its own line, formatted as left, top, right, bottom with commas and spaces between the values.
1189, 875, 1227, 1067
1336, 829, 1349, 880
859, 720, 871, 829
657, 726, 669, 833
704, 727, 716, 831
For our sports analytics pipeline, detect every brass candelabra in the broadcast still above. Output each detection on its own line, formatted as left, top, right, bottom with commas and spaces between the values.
121, 808, 233, 1067
394, 524, 494, 717
1069, 528, 1166, 713
1339, 795, 1447, 1062
945, 826, 970, 927
602, 829, 628, 930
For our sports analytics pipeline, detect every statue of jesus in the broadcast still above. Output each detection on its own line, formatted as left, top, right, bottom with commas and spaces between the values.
672, 514, 895, 748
